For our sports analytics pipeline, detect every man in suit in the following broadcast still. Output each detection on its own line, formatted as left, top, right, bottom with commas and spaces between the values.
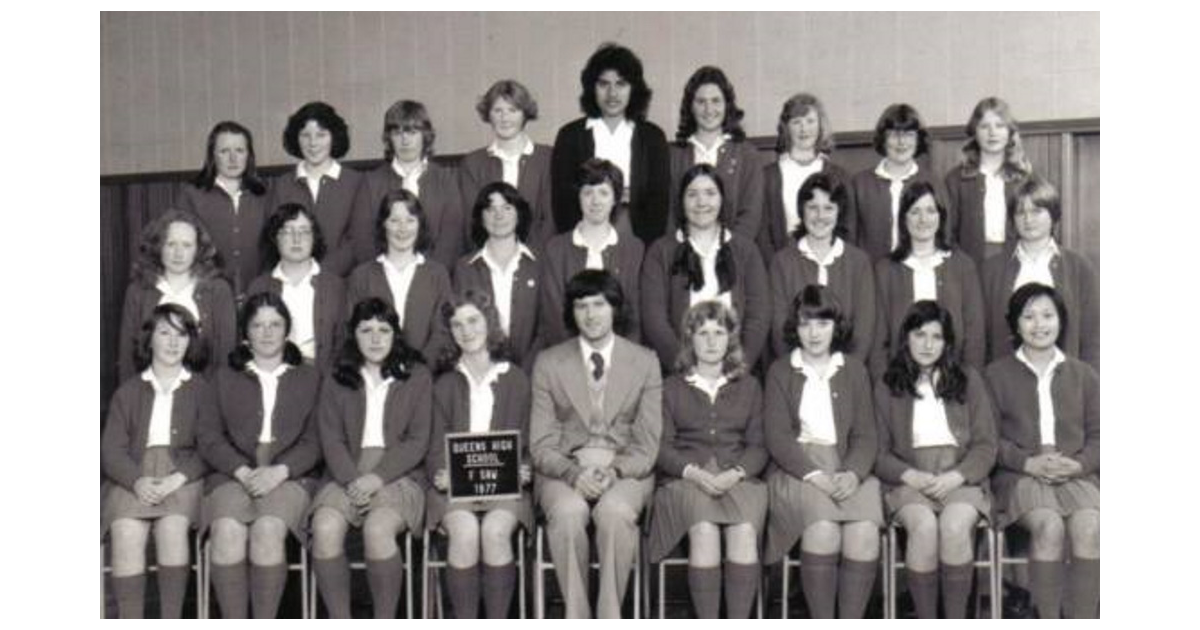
530, 269, 662, 618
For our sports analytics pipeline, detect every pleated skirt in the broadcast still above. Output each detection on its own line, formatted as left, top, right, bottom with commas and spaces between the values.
309, 447, 426, 532
998, 475, 1100, 528
883, 446, 991, 520
646, 471, 768, 563
101, 447, 202, 538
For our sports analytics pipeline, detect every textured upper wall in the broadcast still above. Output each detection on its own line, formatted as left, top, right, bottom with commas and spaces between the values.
100, 11, 1099, 175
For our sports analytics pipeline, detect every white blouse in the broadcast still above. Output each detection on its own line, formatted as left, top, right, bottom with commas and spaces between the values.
1013, 239, 1059, 291
142, 368, 192, 447
798, 236, 845, 286
681, 229, 734, 308
457, 361, 511, 434
982, 169, 1007, 244
155, 277, 200, 321
792, 350, 844, 446
487, 137, 535, 187
273, 261, 320, 361
873, 159, 919, 251
911, 380, 957, 448
248, 362, 290, 444
903, 251, 950, 302
587, 117, 635, 199
361, 370, 395, 449
378, 254, 425, 327
296, 160, 342, 203
471, 245, 536, 335
685, 372, 729, 404
1016, 346, 1067, 447
572, 224, 619, 271
779, 154, 826, 238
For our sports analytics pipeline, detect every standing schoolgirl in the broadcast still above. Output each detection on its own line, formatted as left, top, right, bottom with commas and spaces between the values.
270, 101, 363, 276
102, 304, 213, 618
647, 301, 767, 618
117, 209, 236, 382
246, 203, 345, 374
453, 182, 543, 373
874, 300, 997, 618
984, 283, 1099, 618
178, 120, 269, 299
762, 286, 883, 619
309, 298, 432, 618
426, 290, 533, 618
200, 293, 322, 618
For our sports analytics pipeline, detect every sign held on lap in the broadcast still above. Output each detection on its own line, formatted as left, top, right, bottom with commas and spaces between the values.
446, 430, 521, 502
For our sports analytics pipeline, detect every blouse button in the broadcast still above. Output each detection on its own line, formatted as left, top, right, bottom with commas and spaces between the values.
709, 429, 716, 435
832, 392, 839, 398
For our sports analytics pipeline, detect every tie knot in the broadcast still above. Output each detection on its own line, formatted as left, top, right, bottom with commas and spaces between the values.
590, 352, 605, 381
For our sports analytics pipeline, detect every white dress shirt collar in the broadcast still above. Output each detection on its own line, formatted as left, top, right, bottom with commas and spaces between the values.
572, 223, 619, 270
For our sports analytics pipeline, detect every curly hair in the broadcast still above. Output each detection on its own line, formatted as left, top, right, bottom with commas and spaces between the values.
435, 289, 513, 373
282, 101, 350, 160
673, 300, 748, 380
259, 203, 328, 269
882, 300, 967, 404
334, 298, 424, 388
131, 208, 222, 288
563, 269, 629, 337
674, 65, 745, 143
578, 42, 653, 120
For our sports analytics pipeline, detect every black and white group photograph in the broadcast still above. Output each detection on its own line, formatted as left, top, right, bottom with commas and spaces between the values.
90, 9, 1110, 621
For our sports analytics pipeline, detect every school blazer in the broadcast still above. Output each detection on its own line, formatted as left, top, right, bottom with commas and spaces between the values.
656, 374, 768, 479
944, 164, 1024, 267
872, 367, 998, 486
550, 117, 671, 244
177, 183, 268, 298
529, 336, 663, 485
453, 250, 544, 373
845, 163, 947, 261
538, 230, 644, 347
640, 232, 770, 370
757, 158, 851, 264
345, 258, 454, 366
269, 167, 365, 276
351, 162, 467, 271
762, 354, 877, 481
246, 271, 346, 375
458, 144, 555, 252
665, 141, 765, 241
101, 374, 215, 490
425, 365, 531, 474
117, 277, 237, 382
317, 367, 433, 486
200, 365, 323, 491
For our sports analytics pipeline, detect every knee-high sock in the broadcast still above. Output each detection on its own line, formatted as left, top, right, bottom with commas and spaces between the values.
446, 565, 480, 619
906, 568, 939, 619
940, 562, 974, 619
837, 558, 877, 619
482, 563, 517, 619
366, 553, 405, 619
687, 565, 721, 619
724, 561, 761, 619
799, 551, 838, 619
313, 555, 352, 619
1029, 559, 1064, 619
1066, 558, 1099, 619
157, 564, 191, 619
111, 574, 146, 619
211, 561, 248, 619
250, 562, 288, 619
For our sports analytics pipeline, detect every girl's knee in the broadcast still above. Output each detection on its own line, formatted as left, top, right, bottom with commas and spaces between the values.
1068, 510, 1100, 557
801, 521, 842, 553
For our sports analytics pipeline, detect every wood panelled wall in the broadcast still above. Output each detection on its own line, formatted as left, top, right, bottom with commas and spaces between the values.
101, 11, 1099, 175
99, 121, 1099, 415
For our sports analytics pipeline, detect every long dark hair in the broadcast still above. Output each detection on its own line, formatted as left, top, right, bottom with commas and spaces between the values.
671, 164, 735, 294
889, 181, 951, 262
674, 65, 746, 143
578, 43, 653, 121
192, 120, 267, 195
882, 300, 967, 403
333, 298, 423, 388
228, 292, 304, 371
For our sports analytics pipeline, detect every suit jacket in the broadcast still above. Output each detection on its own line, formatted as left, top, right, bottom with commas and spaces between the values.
201, 364, 323, 490
117, 277, 237, 382
101, 373, 215, 490
269, 166, 365, 276
757, 158, 851, 264
873, 367, 997, 485
762, 353, 877, 481
666, 140, 764, 241
345, 258, 454, 366
177, 183, 267, 298
426, 365, 531, 474
845, 162, 947, 261
980, 245, 1099, 370
538, 229, 644, 347
453, 249, 544, 373
458, 144, 555, 252
351, 162, 467, 270
944, 164, 1024, 267
529, 336, 663, 485
317, 367, 433, 485
640, 231, 770, 370
246, 270, 346, 375
871, 250, 986, 378
550, 117, 671, 244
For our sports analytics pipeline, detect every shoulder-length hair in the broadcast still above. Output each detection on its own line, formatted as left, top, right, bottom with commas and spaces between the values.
260, 202, 328, 269
674, 65, 746, 143
476, 79, 539, 125
774, 92, 835, 155
673, 300, 748, 380
228, 291, 303, 371
192, 120, 267, 195
790, 172, 849, 242
470, 182, 533, 249
131, 208, 222, 288
882, 300, 968, 404
782, 284, 852, 354
1009, 172, 1062, 226
960, 96, 1032, 181
1005, 282, 1069, 351
889, 181, 952, 261
435, 289, 512, 373
563, 269, 629, 337
134, 303, 208, 373
375, 189, 433, 255
282, 101, 350, 160
873, 103, 929, 158
382, 99, 436, 160
578, 42, 653, 121
672, 164, 735, 293
333, 298, 423, 388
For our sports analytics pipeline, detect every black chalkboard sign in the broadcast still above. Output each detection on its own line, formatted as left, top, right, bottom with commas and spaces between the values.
445, 430, 521, 502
